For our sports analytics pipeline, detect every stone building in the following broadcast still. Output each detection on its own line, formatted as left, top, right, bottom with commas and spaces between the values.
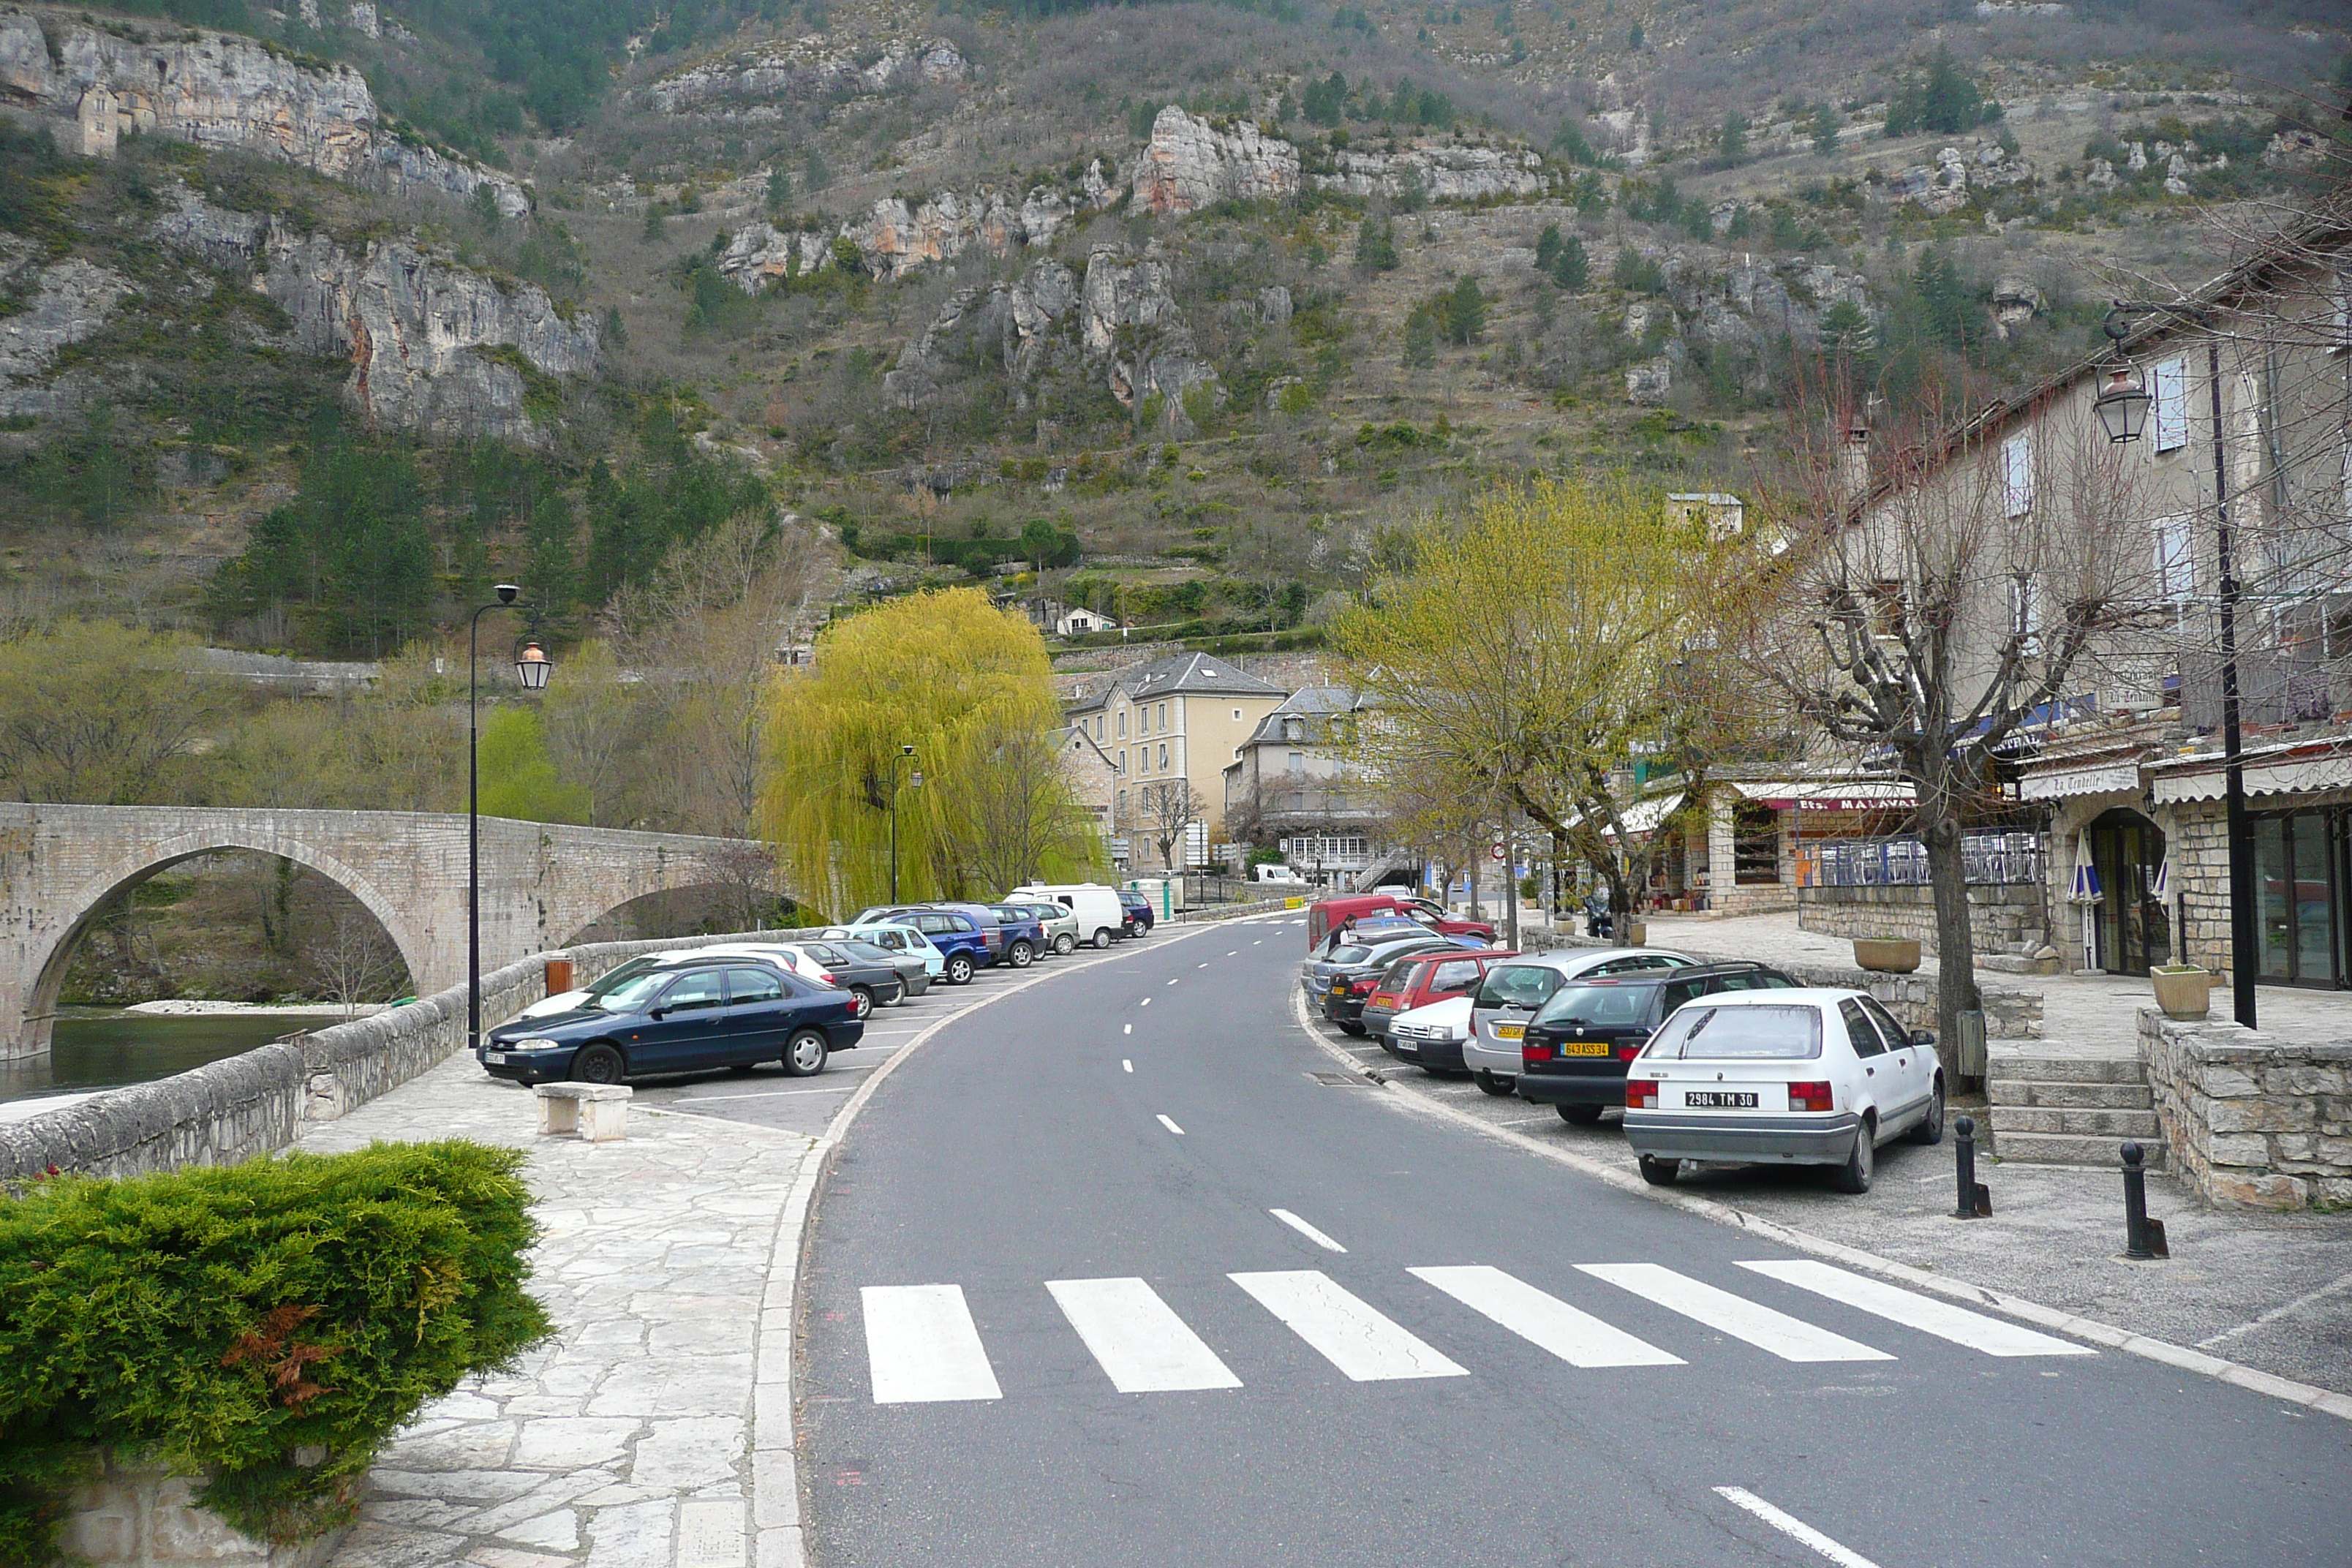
1063, 652, 1289, 863
1221, 685, 1390, 886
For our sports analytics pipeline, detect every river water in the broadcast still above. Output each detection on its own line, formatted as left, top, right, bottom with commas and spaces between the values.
0, 1007, 309, 1111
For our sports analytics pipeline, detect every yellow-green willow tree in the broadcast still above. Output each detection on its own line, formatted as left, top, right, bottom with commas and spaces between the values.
761, 588, 1101, 916
1335, 475, 1755, 925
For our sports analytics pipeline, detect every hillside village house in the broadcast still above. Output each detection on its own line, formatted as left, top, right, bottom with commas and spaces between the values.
1783, 205, 2352, 989
1063, 652, 1289, 866
1221, 685, 1394, 886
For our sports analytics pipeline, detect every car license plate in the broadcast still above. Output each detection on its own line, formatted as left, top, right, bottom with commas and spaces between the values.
1330, 983, 1349, 995
1494, 1022, 1524, 1040
1685, 1090, 1758, 1108
482, 1051, 507, 1065
1561, 1041, 1610, 1057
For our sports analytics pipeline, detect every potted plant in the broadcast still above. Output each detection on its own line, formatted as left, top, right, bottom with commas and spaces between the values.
2150, 964, 2211, 1020
1852, 937, 1922, 973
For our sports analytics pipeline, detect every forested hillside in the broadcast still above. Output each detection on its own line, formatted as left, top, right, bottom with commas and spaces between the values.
0, 0, 2342, 660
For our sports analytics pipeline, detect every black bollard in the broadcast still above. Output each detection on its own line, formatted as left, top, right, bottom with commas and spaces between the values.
2122, 1142, 2169, 1259
1952, 1115, 1991, 1218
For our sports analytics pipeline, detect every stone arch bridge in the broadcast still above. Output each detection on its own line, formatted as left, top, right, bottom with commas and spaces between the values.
0, 804, 778, 1059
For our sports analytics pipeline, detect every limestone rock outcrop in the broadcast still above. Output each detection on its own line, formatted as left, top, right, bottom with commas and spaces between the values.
647, 34, 968, 115
0, 241, 135, 416
151, 185, 595, 440
0, 7, 527, 214
1080, 247, 1217, 423
716, 185, 1075, 289
1135, 108, 1300, 215
1316, 143, 1548, 202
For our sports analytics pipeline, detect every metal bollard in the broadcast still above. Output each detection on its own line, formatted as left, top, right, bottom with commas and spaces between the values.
1952, 1115, 1991, 1218
2122, 1142, 2169, 1259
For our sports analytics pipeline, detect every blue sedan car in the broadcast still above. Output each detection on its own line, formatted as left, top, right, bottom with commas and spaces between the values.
480, 957, 866, 1085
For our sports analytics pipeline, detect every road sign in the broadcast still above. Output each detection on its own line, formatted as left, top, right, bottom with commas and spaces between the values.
1490, 843, 1506, 860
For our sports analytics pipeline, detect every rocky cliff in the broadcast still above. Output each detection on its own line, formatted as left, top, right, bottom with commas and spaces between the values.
0, 237, 133, 416
0, 7, 527, 215
1135, 108, 1300, 215
717, 177, 1090, 289
646, 34, 968, 115
1318, 142, 1549, 203
154, 184, 597, 440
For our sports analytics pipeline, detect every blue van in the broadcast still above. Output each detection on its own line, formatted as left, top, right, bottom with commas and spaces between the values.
480, 957, 865, 1084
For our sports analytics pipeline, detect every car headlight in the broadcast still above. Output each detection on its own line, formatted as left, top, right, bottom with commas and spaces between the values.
503, 1037, 562, 1052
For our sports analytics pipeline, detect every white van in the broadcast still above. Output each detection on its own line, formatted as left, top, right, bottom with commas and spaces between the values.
1009, 883, 1125, 949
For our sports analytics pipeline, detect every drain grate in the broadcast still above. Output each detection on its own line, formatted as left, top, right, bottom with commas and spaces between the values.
1308, 1071, 1376, 1088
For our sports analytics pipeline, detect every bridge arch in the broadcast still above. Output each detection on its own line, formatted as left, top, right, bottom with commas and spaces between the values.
20, 828, 431, 1058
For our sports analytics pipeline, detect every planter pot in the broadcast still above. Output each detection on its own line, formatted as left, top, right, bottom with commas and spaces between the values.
1624, 920, 1648, 947
1853, 938, 1922, 974
2151, 965, 2212, 1021
64, 1454, 350, 1568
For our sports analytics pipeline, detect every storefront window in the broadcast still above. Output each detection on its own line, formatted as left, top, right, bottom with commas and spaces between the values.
2257, 816, 2291, 979
2254, 811, 2343, 987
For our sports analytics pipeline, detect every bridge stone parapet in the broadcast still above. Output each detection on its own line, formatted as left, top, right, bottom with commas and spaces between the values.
0, 928, 803, 1184
0, 803, 777, 1060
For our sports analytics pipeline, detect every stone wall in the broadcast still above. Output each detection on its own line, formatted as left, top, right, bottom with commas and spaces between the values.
0, 930, 800, 1184
2140, 1010, 2352, 1209
1797, 883, 2050, 952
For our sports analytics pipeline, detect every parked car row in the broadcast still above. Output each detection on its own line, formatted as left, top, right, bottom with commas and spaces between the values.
1321, 934, 1947, 1195
478, 883, 1153, 1090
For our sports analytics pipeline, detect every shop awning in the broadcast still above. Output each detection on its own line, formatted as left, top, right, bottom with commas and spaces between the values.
2152, 749, 2352, 803
1602, 792, 1685, 837
2020, 759, 2143, 800
1725, 780, 1915, 811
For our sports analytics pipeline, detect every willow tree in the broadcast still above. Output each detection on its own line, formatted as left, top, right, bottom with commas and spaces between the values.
762, 588, 1098, 916
1335, 475, 1738, 925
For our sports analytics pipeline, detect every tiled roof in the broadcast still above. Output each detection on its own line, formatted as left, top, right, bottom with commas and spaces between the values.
1066, 651, 1287, 711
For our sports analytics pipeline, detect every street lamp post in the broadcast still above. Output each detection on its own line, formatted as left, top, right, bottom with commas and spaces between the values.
2093, 301, 2256, 1028
886, 745, 921, 902
469, 585, 554, 1057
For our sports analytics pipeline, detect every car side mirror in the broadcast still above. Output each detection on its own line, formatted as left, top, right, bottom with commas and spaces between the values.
1910, 1029, 1935, 1047
648, 1006, 668, 1020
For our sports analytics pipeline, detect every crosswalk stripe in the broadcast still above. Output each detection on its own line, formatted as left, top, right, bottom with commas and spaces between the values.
1576, 1264, 1894, 1363
1735, 1260, 2095, 1358
861, 1284, 1004, 1403
1410, 1265, 1685, 1368
1047, 1278, 1244, 1393
1230, 1270, 1469, 1382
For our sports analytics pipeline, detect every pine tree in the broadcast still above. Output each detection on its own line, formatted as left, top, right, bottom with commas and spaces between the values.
1811, 104, 1842, 157
1354, 215, 1399, 271
1550, 234, 1590, 292
1720, 110, 1748, 166
1534, 222, 1563, 273
1443, 276, 1487, 344
766, 167, 794, 213
1403, 307, 1438, 369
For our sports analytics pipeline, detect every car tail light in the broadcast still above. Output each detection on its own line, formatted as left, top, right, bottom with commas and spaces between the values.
818, 973, 839, 986
1627, 1079, 1658, 1109
1521, 1041, 1554, 1066
1351, 976, 1378, 995
1615, 1044, 1643, 1060
1788, 1081, 1835, 1112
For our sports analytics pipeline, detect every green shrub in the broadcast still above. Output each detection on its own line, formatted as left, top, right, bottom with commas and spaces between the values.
0, 1141, 550, 1559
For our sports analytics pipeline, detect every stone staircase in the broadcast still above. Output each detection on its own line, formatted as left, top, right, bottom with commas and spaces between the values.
1984, 1051, 2166, 1168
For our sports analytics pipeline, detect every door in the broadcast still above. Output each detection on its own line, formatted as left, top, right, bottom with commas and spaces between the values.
1837, 998, 1891, 1117
721, 966, 798, 1060
2255, 810, 2345, 988
1859, 993, 1931, 1120
632, 967, 731, 1073
2088, 809, 2168, 976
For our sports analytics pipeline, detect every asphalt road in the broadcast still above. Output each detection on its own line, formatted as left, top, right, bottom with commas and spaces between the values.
789, 913, 2351, 1568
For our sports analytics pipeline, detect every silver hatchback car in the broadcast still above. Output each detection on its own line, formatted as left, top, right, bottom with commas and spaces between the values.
1462, 949, 1697, 1093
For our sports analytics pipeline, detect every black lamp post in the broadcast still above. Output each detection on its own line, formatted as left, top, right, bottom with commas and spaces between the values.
2095, 301, 2256, 1028
886, 744, 922, 902
469, 586, 555, 1057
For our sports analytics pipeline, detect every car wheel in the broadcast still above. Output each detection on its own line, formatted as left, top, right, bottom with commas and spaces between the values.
1473, 1071, 1515, 1097
781, 1029, 829, 1077
1054, 932, 1076, 955
1637, 1154, 1679, 1186
1093, 929, 1115, 949
945, 952, 976, 985
571, 1043, 625, 1084
1558, 1103, 1605, 1126
1009, 939, 1036, 968
1830, 1117, 1877, 1194
848, 985, 875, 1019
1907, 1077, 1946, 1145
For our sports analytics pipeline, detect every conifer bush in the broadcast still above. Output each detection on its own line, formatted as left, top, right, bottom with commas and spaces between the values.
0, 1141, 549, 1561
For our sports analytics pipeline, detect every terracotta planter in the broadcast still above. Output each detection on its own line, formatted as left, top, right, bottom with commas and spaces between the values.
2151, 965, 2212, 1021
1624, 921, 1648, 947
1852, 938, 1921, 974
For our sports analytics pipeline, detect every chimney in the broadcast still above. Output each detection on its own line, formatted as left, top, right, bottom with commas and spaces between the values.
1836, 415, 1872, 507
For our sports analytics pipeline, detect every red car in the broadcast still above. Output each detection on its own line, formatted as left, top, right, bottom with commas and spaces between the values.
1307, 893, 1496, 951
1364, 949, 1518, 1064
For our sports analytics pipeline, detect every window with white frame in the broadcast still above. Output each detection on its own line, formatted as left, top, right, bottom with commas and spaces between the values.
2008, 573, 2043, 655
1999, 433, 2034, 517
2155, 514, 2194, 600
2151, 358, 2189, 452
1158, 742, 1169, 770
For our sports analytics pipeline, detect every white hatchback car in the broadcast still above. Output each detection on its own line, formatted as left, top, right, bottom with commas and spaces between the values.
1387, 994, 1474, 1066
1621, 988, 1945, 1194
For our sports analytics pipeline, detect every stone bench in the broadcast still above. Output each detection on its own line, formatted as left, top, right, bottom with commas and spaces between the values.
533, 1083, 631, 1142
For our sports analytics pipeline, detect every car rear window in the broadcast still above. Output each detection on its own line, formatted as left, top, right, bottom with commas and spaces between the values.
1646, 1004, 1824, 1060
1329, 943, 1381, 964
1534, 982, 1656, 1028
1475, 963, 1566, 1009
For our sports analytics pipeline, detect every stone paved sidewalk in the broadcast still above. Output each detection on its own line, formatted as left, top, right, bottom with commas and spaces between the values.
298, 1055, 818, 1568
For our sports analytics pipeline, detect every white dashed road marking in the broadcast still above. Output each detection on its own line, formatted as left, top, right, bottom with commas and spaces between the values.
1047, 1278, 1243, 1394
862, 1285, 1003, 1404
1411, 1265, 1683, 1368
1229, 1271, 1468, 1382
1156, 1115, 1185, 1136
1736, 1260, 2093, 1358
1713, 1488, 1884, 1568
1577, 1264, 1892, 1363
1268, 1208, 1349, 1253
